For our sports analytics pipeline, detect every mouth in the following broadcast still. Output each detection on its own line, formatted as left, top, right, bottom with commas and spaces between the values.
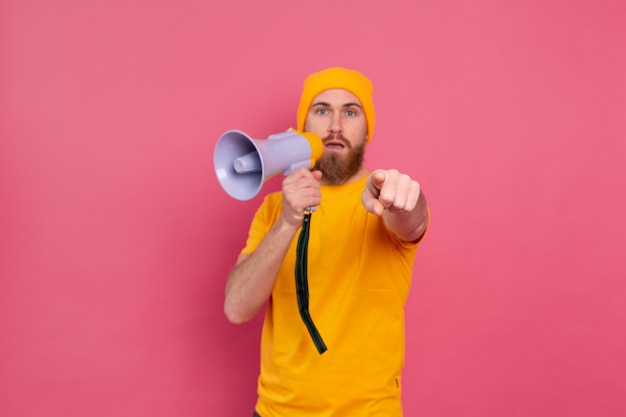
324, 139, 347, 151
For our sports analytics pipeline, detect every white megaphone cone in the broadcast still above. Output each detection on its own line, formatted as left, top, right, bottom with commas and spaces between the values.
214, 129, 324, 201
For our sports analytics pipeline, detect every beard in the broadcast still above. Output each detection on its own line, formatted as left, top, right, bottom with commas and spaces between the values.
313, 135, 366, 185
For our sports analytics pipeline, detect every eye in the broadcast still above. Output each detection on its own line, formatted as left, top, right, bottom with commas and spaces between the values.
346, 109, 357, 117
316, 108, 329, 115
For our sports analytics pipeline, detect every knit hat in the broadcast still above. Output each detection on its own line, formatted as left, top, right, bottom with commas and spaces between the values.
296, 67, 375, 144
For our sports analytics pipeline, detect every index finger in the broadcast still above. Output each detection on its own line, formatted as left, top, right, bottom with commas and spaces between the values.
369, 170, 387, 191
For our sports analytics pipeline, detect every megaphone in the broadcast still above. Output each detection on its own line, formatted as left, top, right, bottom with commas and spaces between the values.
214, 129, 324, 201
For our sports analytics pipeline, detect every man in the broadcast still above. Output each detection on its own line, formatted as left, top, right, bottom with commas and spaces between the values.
224, 67, 429, 416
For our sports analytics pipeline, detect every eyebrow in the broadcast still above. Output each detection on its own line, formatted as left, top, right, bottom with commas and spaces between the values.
311, 101, 363, 109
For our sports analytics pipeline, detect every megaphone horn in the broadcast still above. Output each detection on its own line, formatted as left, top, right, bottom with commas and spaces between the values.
214, 129, 323, 201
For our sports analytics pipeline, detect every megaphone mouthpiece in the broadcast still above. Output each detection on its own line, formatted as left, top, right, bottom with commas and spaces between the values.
234, 152, 262, 174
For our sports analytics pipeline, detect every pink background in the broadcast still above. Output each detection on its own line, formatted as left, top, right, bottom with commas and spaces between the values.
2, 0, 625, 416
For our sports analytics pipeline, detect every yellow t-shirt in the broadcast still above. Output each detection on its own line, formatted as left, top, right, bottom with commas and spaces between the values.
241, 176, 423, 417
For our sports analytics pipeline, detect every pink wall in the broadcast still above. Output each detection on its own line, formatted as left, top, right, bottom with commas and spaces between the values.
2, 0, 625, 416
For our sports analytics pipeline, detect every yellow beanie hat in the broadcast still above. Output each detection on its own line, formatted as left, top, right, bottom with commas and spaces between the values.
296, 67, 375, 144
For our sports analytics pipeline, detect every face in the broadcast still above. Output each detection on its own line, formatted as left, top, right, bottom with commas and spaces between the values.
304, 89, 368, 185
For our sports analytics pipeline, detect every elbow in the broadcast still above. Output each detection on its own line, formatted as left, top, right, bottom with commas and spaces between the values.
224, 302, 253, 325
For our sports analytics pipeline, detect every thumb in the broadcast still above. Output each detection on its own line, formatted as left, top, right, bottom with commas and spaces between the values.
311, 170, 323, 182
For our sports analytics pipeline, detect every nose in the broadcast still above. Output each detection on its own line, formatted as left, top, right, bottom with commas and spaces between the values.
328, 113, 343, 135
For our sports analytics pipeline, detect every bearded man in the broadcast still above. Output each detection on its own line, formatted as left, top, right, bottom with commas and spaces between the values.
223, 67, 430, 417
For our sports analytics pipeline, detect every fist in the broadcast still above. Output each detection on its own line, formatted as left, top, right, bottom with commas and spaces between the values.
362, 169, 421, 216
281, 168, 323, 226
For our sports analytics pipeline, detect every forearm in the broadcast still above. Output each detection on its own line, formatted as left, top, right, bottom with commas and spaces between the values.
383, 191, 429, 242
224, 216, 299, 324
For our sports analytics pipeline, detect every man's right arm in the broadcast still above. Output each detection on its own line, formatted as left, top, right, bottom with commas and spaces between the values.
224, 168, 323, 324
224, 217, 300, 324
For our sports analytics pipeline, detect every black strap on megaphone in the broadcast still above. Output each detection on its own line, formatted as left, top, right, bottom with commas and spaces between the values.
295, 210, 327, 354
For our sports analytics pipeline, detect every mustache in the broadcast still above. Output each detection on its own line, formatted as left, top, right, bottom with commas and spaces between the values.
322, 134, 351, 148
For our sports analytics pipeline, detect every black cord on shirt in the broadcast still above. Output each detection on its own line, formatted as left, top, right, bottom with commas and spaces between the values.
295, 212, 327, 354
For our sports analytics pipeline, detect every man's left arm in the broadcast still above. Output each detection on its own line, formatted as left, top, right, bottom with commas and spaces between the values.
361, 169, 429, 243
